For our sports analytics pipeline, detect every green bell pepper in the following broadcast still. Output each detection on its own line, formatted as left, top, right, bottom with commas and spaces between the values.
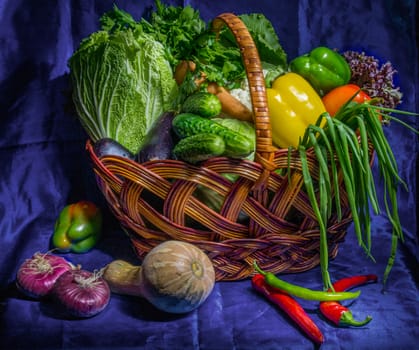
289, 46, 351, 96
52, 201, 102, 253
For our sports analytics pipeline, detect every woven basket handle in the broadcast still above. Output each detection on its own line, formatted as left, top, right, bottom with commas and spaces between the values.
212, 13, 277, 187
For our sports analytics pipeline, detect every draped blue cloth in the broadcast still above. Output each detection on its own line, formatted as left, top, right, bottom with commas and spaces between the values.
0, 1, 417, 349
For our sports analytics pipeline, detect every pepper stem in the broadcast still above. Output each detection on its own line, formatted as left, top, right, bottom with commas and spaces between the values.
340, 311, 372, 327
253, 261, 266, 276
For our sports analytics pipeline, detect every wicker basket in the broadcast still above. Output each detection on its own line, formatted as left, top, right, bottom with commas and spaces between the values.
86, 13, 355, 281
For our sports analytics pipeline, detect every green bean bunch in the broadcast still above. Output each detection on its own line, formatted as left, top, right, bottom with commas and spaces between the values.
297, 101, 417, 290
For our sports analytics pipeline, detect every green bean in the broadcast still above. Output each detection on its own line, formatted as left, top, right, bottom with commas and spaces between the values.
356, 116, 380, 214
336, 124, 355, 186
352, 157, 373, 256
322, 114, 342, 220
337, 120, 366, 172
365, 113, 403, 186
369, 103, 418, 117
384, 113, 419, 134
333, 124, 365, 247
382, 170, 403, 240
299, 146, 332, 290
295, 101, 416, 287
308, 132, 331, 219
383, 232, 398, 288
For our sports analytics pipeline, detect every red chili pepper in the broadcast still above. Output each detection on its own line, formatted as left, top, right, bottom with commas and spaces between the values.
252, 274, 324, 345
319, 274, 378, 327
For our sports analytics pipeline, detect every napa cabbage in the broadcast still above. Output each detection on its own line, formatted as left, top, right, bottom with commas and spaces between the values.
68, 28, 178, 154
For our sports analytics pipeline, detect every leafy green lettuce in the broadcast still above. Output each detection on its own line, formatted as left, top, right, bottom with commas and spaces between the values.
68, 27, 178, 154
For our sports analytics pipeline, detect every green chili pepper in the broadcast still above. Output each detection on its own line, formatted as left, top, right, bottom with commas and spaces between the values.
253, 262, 361, 301
52, 201, 102, 253
290, 46, 351, 96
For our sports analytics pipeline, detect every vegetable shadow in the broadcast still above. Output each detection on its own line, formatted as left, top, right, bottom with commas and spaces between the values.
113, 294, 187, 322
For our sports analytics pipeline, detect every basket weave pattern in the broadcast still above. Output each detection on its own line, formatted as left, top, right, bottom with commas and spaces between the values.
86, 13, 353, 281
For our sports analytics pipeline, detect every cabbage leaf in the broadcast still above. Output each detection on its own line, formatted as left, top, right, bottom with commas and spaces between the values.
68, 28, 178, 154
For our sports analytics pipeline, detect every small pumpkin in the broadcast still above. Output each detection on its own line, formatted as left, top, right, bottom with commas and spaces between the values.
103, 240, 215, 314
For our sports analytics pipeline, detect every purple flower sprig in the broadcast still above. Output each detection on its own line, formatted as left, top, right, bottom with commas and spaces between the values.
343, 50, 403, 109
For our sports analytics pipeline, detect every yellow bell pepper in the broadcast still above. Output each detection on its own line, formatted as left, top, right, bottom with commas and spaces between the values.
267, 72, 327, 148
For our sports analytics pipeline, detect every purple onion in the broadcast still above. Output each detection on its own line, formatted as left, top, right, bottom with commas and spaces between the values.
16, 252, 74, 299
52, 269, 110, 318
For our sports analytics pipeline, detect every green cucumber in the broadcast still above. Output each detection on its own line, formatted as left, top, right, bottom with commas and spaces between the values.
181, 92, 222, 118
172, 113, 253, 158
173, 133, 225, 164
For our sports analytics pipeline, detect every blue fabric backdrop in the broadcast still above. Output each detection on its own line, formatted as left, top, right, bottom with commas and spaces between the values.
0, 1, 418, 349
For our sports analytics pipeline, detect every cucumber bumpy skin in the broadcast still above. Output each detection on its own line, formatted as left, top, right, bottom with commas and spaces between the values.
181, 92, 222, 118
172, 113, 253, 158
173, 133, 225, 164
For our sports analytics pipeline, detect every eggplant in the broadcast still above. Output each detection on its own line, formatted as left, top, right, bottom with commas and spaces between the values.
137, 111, 177, 162
93, 138, 135, 160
